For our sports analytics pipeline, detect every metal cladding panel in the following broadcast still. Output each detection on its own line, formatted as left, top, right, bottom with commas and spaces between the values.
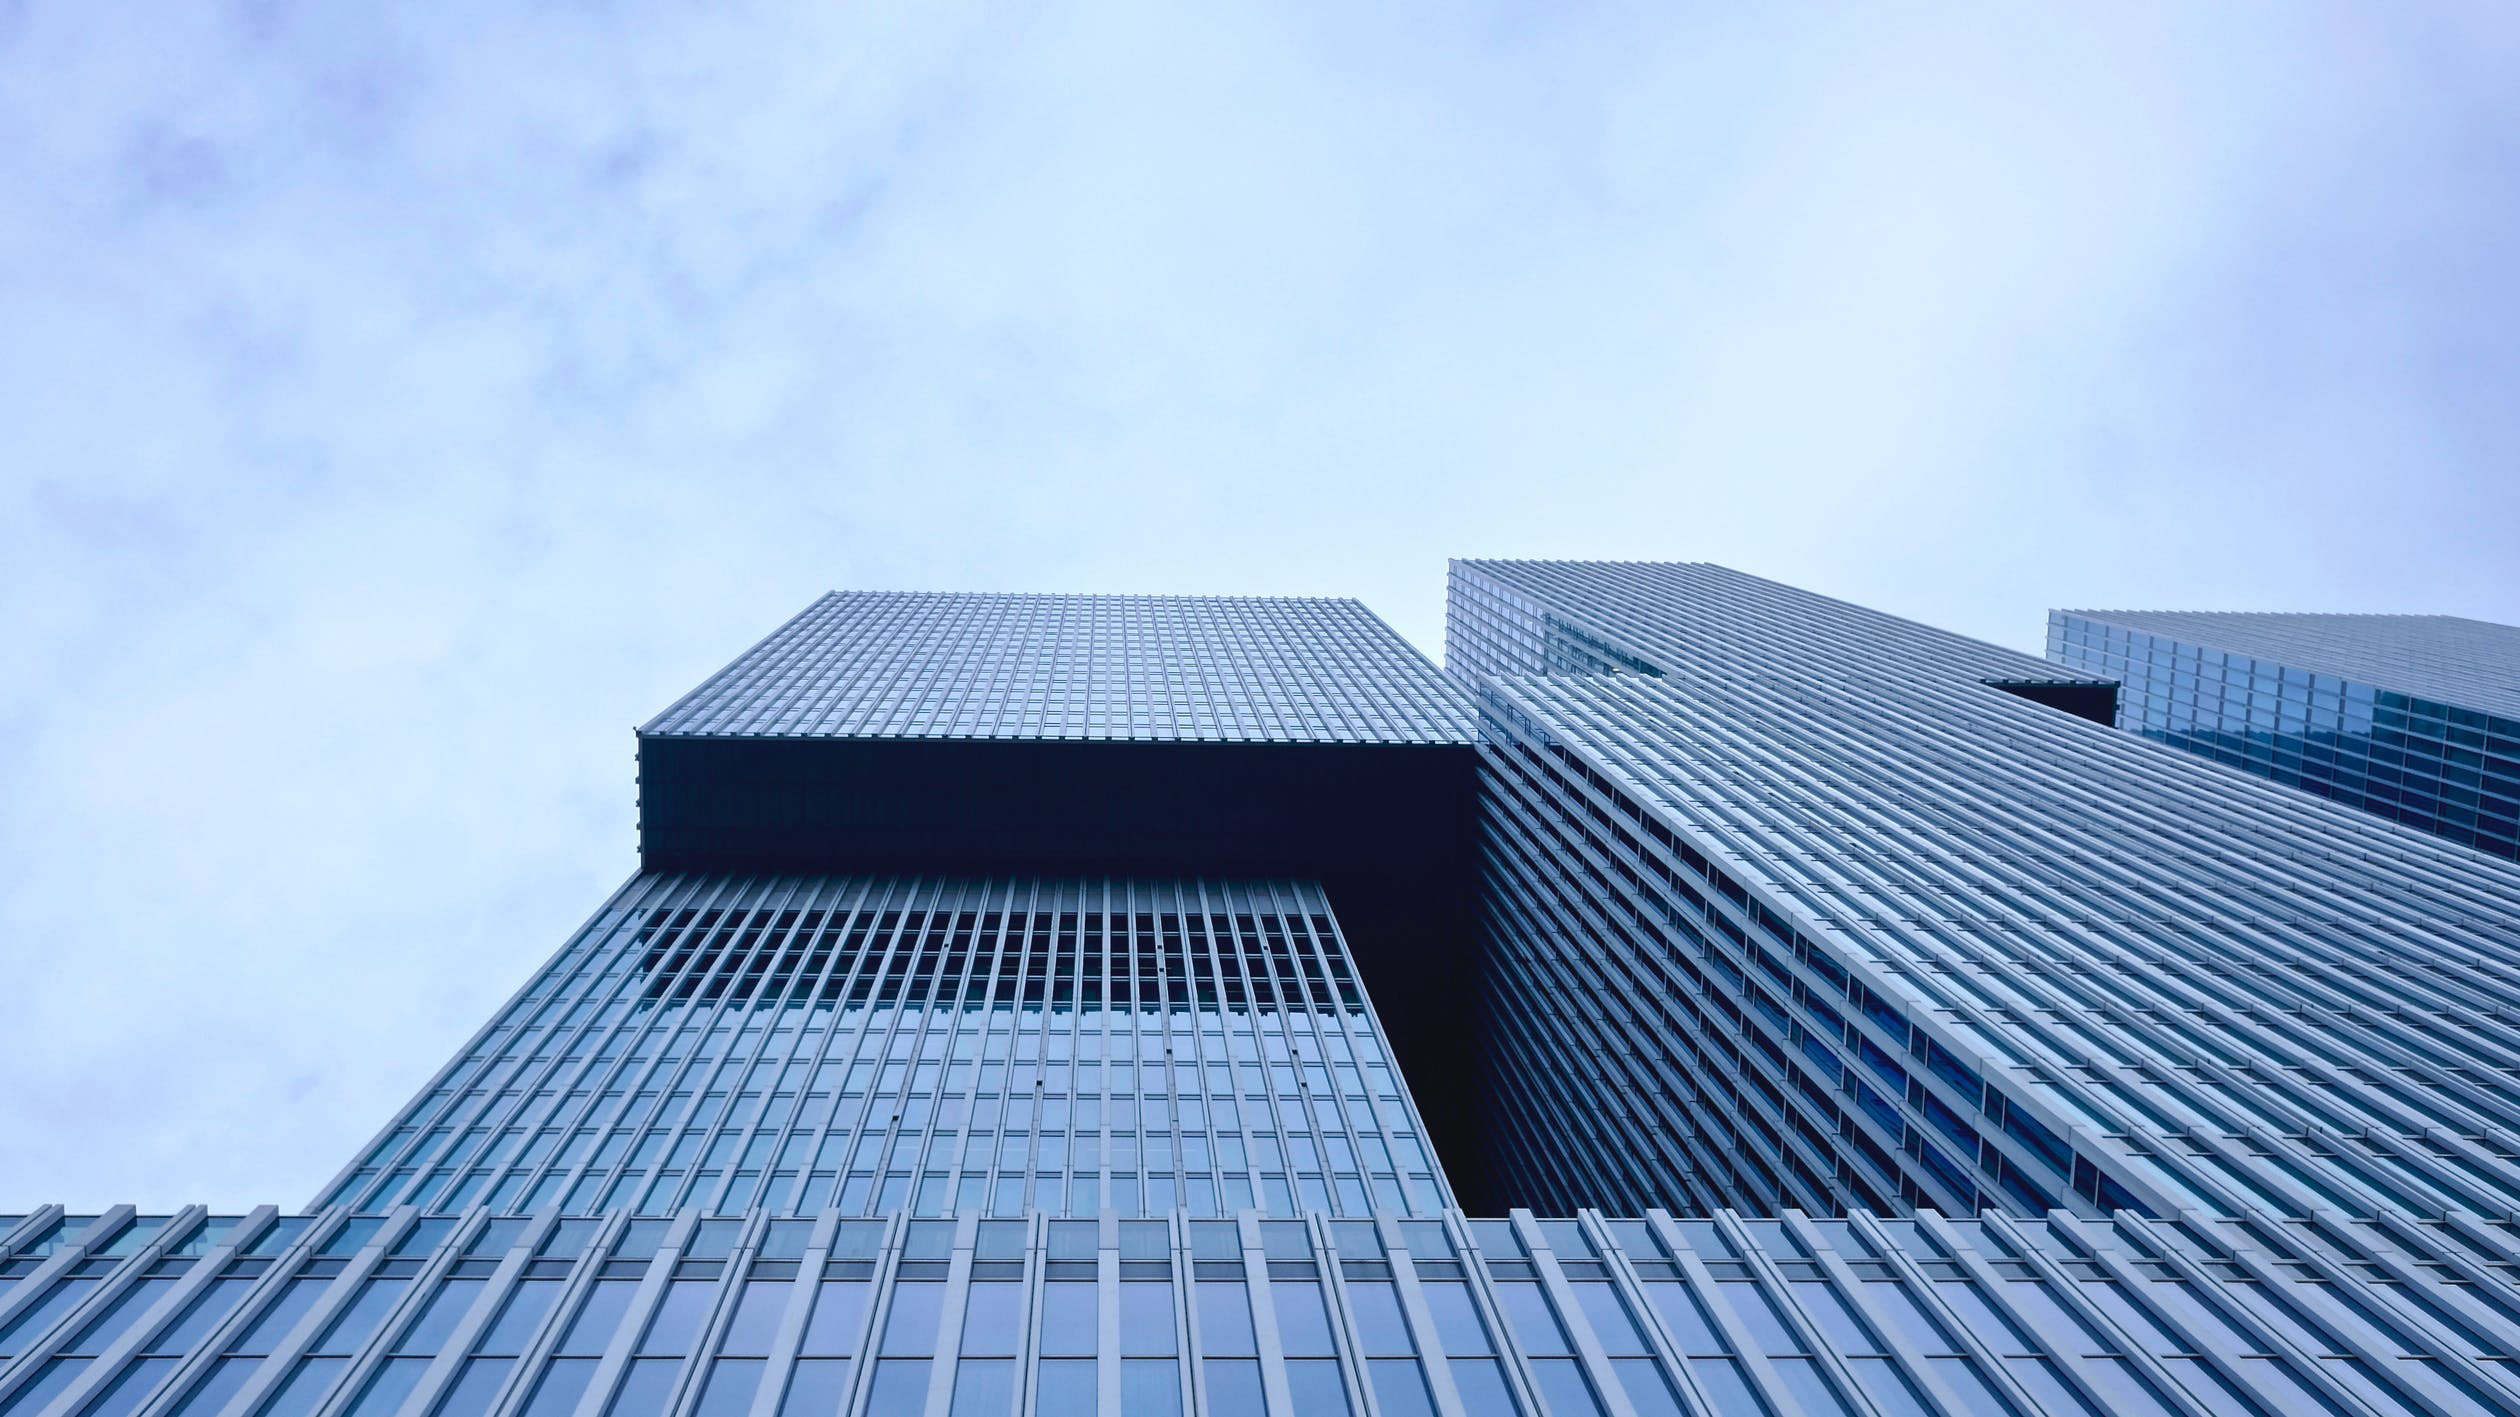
643, 592, 1473, 745
313, 875, 1454, 1227
6, 1204, 2520, 1417
1448, 562, 2520, 1226
2052, 611, 2520, 864
2057, 610, 2520, 725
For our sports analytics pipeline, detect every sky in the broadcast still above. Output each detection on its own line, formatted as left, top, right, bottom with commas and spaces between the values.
4, 1, 2518, 1211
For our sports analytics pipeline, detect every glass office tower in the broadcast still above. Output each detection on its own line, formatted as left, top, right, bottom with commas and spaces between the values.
320, 593, 1477, 1224
2048, 610, 2520, 863
1451, 562, 2520, 1227
14, 572, 2520, 1417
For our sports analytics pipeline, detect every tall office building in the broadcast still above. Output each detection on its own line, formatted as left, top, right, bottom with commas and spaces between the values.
1453, 563, 2520, 1229
317, 594, 1478, 1225
2047, 610, 2520, 862
10, 570, 2520, 1417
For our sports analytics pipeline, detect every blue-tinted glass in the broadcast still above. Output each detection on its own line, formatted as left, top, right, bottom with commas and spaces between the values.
1527, 1358, 1602, 1417
146, 1278, 253, 1355
959, 1283, 1023, 1357
1272, 1283, 1336, 1357
81, 1356, 180, 1417
638, 1281, 716, 1355
1203, 1358, 1265, 1417
881, 1285, 944, 1357
1612, 1359, 1690, 1417
1452, 1358, 1521, 1417
2, 1358, 90, 1416
1286, 1359, 1349, 1417
227, 1278, 325, 1355
865, 1358, 932, 1415
1420, 1283, 1492, 1355
341, 1357, 431, 1417
1688, 1358, 1768, 1416
603, 1357, 677, 1416
167, 1357, 258, 1416
1120, 1284, 1176, 1356
1370, 1359, 1438, 1417
950, 1358, 1015, 1417
393, 1280, 484, 1356
63, 1279, 174, 1355
776, 1359, 852, 1416
556, 1282, 637, 1357
1493, 1286, 1568, 1357
312, 1279, 407, 1356
1347, 1283, 1414, 1355
1035, 1359, 1096, 1417
1040, 1284, 1097, 1357
1569, 1284, 1646, 1356
1197, 1283, 1255, 1357
719, 1282, 789, 1357
695, 1358, 765, 1417
1122, 1358, 1181, 1417
477, 1281, 561, 1356
257, 1356, 347, 1417
800, 1282, 868, 1357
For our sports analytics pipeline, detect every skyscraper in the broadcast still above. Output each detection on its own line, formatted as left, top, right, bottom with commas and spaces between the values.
9, 569, 2520, 1417
2047, 610, 2520, 862
1453, 563, 2520, 1229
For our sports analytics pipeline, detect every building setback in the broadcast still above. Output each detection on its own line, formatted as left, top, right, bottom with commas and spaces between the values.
9, 568, 2520, 1417
2048, 610, 2520, 863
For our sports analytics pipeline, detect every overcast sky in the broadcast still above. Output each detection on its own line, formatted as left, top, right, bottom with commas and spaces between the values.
5, 2, 2518, 1211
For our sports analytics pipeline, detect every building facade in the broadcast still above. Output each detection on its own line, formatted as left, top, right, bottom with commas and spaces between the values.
11, 569, 2520, 1417
1453, 562, 2520, 1228
2047, 610, 2520, 863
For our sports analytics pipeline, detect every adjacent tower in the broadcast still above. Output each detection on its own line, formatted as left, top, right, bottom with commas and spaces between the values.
1449, 562, 2520, 1224
2049, 610, 2520, 862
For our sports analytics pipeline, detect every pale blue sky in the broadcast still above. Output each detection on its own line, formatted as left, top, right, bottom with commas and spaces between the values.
5, 1, 2518, 1208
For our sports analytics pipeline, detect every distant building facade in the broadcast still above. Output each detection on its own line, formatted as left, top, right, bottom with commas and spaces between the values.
2050, 609, 2520, 862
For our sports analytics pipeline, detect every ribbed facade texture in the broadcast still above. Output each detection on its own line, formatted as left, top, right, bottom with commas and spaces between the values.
643, 594, 1469, 746
315, 876, 1450, 1224
12, 1204, 2520, 1417
14, 572, 2520, 1417
1452, 562, 2520, 1227
2049, 611, 2520, 862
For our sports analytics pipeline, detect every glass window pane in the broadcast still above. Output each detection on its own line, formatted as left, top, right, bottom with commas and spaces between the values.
1422, 1283, 1493, 1356
1348, 1283, 1414, 1355
1273, 1283, 1337, 1358
696, 1358, 765, 1417
720, 1283, 791, 1357
950, 1357, 1015, 1417
1122, 1358, 1182, 1417
777, 1359, 853, 1416
1036, 1359, 1096, 1417
1286, 1358, 1349, 1417
639, 1281, 717, 1356
604, 1357, 677, 1416
1197, 1283, 1256, 1357
867, 1358, 933, 1414
83, 1356, 180, 1417
882, 1286, 945, 1357
519, 1358, 598, 1417
1121, 1284, 1177, 1357
1528, 1357, 1602, 1417
1203, 1358, 1265, 1417
1370, 1358, 1437, 1417
555, 1281, 637, 1357
1452, 1358, 1521, 1417
1040, 1284, 1098, 1357
800, 1282, 868, 1357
